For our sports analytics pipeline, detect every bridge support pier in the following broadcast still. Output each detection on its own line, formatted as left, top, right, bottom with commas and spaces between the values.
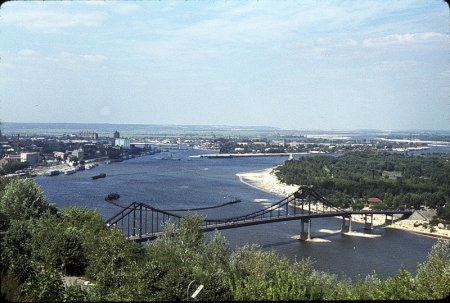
300, 218, 311, 241
364, 214, 374, 231
341, 215, 352, 233
385, 214, 395, 225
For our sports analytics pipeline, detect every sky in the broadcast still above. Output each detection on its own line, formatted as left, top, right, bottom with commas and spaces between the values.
0, 0, 449, 131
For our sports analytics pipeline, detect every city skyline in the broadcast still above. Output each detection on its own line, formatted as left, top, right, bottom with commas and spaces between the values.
0, 0, 449, 131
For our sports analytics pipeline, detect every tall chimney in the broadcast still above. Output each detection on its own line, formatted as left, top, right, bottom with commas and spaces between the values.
17, 134, 20, 155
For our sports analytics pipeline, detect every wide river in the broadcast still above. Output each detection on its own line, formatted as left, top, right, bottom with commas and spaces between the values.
36, 149, 440, 280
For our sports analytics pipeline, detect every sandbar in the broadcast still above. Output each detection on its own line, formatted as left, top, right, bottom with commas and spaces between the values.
237, 167, 450, 240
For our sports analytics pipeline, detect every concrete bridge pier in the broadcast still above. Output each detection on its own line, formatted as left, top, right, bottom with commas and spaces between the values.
385, 214, 395, 225
364, 214, 374, 230
341, 215, 352, 233
300, 218, 311, 240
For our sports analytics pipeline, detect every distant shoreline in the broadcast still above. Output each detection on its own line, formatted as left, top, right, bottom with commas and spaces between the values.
191, 152, 315, 158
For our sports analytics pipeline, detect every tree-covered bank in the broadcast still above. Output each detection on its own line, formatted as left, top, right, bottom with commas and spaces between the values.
1, 177, 449, 301
275, 152, 450, 223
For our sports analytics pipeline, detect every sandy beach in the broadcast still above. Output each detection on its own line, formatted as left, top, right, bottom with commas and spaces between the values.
237, 167, 450, 240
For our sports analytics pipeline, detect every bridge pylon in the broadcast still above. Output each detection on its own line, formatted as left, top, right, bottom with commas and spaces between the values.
341, 215, 352, 233
384, 213, 395, 226
300, 218, 312, 241
364, 214, 374, 230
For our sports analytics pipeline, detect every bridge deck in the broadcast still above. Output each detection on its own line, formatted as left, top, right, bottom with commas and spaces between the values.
127, 210, 412, 242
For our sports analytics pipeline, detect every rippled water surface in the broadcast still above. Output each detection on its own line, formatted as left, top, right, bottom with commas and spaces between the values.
36, 149, 439, 280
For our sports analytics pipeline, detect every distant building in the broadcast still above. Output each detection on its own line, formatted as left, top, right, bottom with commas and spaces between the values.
53, 151, 66, 161
382, 171, 402, 180
130, 143, 150, 149
368, 197, 382, 204
113, 130, 120, 139
72, 147, 84, 161
20, 152, 39, 166
271, 139, 286, 147
0, 154, 21, 168
253, 142, 267, 146
79, 131, 98, 140
115, 138, 130, 149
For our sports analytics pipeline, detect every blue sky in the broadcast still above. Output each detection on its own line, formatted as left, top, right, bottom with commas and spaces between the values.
0, 0, 449, 130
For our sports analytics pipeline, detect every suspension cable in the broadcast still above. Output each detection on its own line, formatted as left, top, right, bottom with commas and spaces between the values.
105, 197, 241, 211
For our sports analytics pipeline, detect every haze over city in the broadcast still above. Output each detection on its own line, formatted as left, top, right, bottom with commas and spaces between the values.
0, 0, 449, 130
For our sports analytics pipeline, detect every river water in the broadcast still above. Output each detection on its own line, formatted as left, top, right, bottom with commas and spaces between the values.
35, 149, 440, 280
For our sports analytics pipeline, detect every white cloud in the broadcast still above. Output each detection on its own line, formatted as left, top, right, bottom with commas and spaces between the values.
0, 62, 14, 71
1, 6, 107, 33
18, 49, 37, 56
53, 52, 108, 65
373, 60, 420, 72
80, 54, 108, 63
362, 32, 447, 48
111, 3, 141, 14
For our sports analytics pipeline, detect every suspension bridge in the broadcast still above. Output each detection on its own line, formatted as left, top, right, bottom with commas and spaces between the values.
105, 185, 413, 242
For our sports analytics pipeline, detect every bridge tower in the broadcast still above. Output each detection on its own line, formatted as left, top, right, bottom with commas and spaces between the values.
341, 215, 352, 233
300, 218, 312, 240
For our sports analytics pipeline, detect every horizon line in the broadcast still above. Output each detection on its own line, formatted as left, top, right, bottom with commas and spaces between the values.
1, 121, 449, 133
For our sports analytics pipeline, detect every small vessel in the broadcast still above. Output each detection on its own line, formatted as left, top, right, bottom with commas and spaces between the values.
161, 153, 181, 160
105, 192, 120, 201
206, 155, 233, 159
45, 169, 60, 176
77, 165, 85, 171
64, 168, 76, 175
91, 173, 106, 180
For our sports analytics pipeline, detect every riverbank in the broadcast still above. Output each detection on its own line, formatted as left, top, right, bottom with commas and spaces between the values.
31, 157, 109, 176
237, 167, 450, 239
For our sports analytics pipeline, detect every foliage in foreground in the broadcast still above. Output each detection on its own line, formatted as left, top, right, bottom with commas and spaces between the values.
0, 177, 449, 301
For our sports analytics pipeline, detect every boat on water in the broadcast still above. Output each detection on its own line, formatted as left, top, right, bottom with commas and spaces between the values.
205, 155, 234, 159
64, 168, 76, 175
45, 169, 60, 176
91, 173, 106, 180
105, 192, 120, 201
161, 153, 181, 161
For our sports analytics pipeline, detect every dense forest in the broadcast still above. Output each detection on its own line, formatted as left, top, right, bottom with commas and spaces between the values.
275, 152, 450, 223
0, 177, 449, 301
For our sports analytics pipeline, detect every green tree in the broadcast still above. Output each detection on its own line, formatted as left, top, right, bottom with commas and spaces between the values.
415, 239, 450, 299
1, 220, 35, 281
436, 204, 450, 224
19, 266, 65, 302
60, 227, 87, 276
0, 179, 49, 227
0, 161, 29, 175
84, 227, 144, 294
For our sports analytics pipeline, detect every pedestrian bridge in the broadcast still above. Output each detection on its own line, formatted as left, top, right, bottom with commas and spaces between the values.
105, 186, 413, 242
